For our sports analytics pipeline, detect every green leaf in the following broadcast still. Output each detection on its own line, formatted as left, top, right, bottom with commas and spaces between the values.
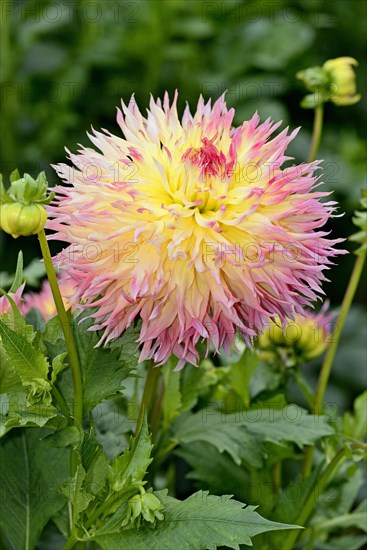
93, 399, 133, 460
173, 405, 334, 467
43, 314, 139, 412
0, 428, 68, 549
51, 352, 68, 384
108, 321, 141, 370
9, 251, 24, 293
0, 393, 59, 437
47, 425, 82, 449
61, 465, 94, 526
312, 535, 367, 550
343, 390, 367, 439
349, 190, 367, 254
242, 406, 334, 447
82, 429, 110, 497
73, 315, 139, 412
95, 490, 298, 549
176, 442, 250, 500
0, 347, 23, 394
180, 361, 219, 413
228, 349, 259, 407
110, 415, 152, 490
162, 358, 182, 430
0, 319, 50, 385
173, 408, 263, 468
314, 499, 367, 533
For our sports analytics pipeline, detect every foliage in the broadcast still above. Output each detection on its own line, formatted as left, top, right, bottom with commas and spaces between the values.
0, 3, 366, 548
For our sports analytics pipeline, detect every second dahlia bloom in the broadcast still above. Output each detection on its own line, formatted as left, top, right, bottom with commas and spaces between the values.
258, 303, 334, 362
47, 93, 344, 368
23, 274, 76, 321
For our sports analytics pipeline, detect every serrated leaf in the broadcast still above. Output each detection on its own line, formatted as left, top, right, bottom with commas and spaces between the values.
95, 490, 298, 549
173, 405, 333, 467
0, 393, 59, 437
0, 319, 50, 384
108, 322, 141, 370
0, 428, 68, 549
242, 406, 334, 447
61, 465, 94, 526
173, 409, 263, 467
43, 315, 139, 412
111, 415, 152, 490
82, 427, 110, 497
0, 347, 23, 393
73, 315, 139, 412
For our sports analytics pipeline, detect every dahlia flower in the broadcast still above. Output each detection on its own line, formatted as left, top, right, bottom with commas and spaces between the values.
47, 93, 344, 368
258, 303, 334, 361
22, 274, 76, 321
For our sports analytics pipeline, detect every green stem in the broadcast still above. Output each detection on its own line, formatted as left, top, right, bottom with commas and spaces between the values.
150, 377, 164, 440
53, 385, 71, 419
302, 249, 366, 476
272, 462, 282, 497
290, 369, 315, 409
283, 446, 348, 550
307, 105, 324, 163
38, 229, 84, 543
135, 362, 160, 435
38, 230, 83, 439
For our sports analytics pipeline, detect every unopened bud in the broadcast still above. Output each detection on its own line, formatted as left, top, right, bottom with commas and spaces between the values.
0, 202, 47, 238
0, 170, 53, 238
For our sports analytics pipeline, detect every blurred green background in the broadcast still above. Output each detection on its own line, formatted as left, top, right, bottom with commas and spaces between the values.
0, 0, 366, 404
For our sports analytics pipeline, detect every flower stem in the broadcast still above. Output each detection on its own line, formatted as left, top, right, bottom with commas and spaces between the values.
302, 249, 366, 476
307, 104, 324, 163
37, 229, 84, 473
135, 362, 160, 436
283, 446, 353, 550
272, 462, 282, 497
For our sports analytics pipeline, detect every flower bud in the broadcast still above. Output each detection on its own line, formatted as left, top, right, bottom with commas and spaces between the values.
297, 56, 361, 108
122, 489, 164, 528
323, 57, 361, 106
259, 306, 333, 364
0, 170, 53, 239
0, 202, 47, 238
